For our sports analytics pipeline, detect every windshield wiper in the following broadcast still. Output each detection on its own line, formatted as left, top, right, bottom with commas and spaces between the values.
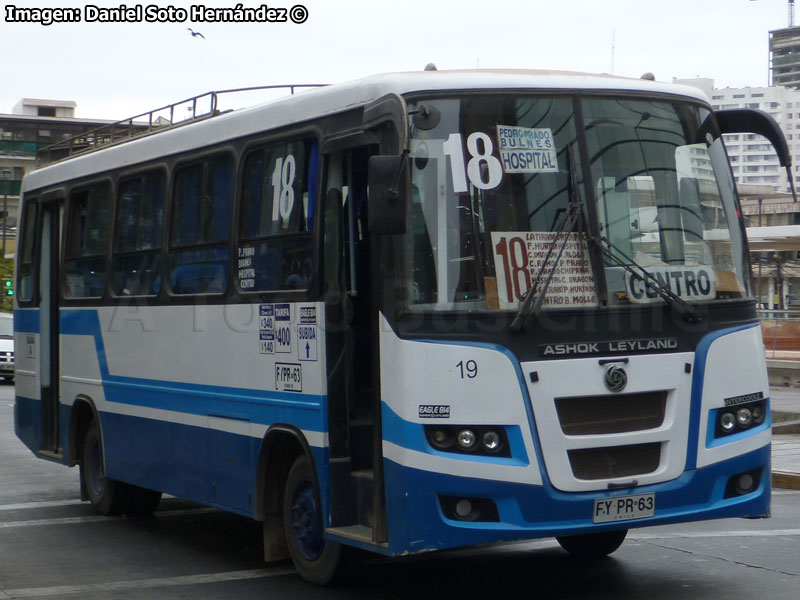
587, 234, 703, 323
509, 202, 582, 332
510, 145, 585, 333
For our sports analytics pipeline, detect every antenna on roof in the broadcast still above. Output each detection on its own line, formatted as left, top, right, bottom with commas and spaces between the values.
791, 0, 795, 27
611, 29, 615, 75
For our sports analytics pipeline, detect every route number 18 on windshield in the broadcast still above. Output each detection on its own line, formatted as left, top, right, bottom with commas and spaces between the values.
490, 231, 598, 310
441, 126, 559, 192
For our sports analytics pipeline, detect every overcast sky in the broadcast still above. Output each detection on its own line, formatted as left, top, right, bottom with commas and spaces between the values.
0, 0, 792, 120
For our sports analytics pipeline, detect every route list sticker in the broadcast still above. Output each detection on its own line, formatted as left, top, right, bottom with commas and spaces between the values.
496, 126, 558, 173
491, 231, 598, 310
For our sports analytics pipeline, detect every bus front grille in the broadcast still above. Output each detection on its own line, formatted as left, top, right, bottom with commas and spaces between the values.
554, 391, 667, 435
567, 442, 662, 480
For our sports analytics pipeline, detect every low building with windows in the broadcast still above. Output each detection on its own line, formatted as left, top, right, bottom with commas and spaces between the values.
737, 185, 800, 309
0, 99, 113, 255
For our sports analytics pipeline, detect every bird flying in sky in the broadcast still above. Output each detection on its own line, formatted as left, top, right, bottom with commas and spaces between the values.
187, 28, 205, 39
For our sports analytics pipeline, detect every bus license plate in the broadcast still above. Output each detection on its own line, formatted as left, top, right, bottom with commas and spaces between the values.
593, 493, 655, 523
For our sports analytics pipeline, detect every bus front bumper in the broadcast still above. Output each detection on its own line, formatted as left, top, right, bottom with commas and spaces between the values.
379, 443, 770, 556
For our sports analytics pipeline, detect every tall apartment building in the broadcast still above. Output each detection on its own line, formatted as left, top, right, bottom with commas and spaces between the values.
770, 26, 800, 90
675, 78, 800, 195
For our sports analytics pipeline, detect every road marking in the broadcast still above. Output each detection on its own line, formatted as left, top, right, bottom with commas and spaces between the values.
630, 528, 800, 539
0, 507, 217, 528
0, 568, 295, 598
0, 499, 84, 512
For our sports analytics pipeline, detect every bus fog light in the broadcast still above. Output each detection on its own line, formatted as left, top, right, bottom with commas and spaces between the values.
455, 499, 472, 518
457, 429, 477, 450
736, 473, 755, 494
751, 405, 765, 424
431, 429, 450, 448
720, 412, 736, 432
736, 408, 753, 427
725, 469, 762, 499
482, 431, 502, 453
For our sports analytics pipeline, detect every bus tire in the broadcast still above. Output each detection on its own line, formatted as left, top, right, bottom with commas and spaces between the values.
282, 454, 346, 585
556, 529, 627, 559
126, 486, 162, 516
80, 420, 127, 516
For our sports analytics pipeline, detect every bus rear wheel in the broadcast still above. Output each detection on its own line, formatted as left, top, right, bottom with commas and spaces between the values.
80, 420, 161, 516
282, 455, 346, 585
556, 529, 628, 559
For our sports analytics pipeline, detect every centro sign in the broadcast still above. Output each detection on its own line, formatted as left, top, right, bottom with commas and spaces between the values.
624, 266, 716, 304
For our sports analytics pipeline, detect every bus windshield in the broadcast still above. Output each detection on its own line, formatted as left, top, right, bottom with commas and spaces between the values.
403, 94, 750, 312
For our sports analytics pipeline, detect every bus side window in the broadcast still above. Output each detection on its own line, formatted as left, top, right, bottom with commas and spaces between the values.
237, 140, 316, 293
64, 183, 111, 299
169, 155, 233, 295
17, 200, 39, 302
112, 170, 166, 296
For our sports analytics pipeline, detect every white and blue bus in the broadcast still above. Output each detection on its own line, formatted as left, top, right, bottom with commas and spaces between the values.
14, 70, 782, 584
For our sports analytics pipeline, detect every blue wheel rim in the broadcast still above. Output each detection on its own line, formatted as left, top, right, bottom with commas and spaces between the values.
290, 478, 325, 561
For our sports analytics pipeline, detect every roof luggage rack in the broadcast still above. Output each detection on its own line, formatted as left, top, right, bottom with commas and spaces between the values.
36, 84, 327, 167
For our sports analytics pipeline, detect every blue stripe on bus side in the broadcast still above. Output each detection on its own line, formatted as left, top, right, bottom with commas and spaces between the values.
14, 395, 42, 457
95, 407, 329, 517
59, 308, 326, 431
58, 307, 328, 515
14, 308, 40, 333
685, 323, 760, 470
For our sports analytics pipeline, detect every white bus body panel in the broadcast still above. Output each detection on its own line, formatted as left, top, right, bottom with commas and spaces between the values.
379, 313, 543, 485
523, 353, 694, 492
695, 325, 771, 469
59, 303, 328, 448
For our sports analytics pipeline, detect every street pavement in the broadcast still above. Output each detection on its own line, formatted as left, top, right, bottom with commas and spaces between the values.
770, 387, 800, 489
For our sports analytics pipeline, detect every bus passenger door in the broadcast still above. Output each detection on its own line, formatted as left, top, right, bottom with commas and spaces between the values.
323, 146, 386, 542
38, 197, 62, 456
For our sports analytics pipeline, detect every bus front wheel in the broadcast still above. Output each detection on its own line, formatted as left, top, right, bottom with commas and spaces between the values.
556, 529, 628, 559
282, 454, 346, 585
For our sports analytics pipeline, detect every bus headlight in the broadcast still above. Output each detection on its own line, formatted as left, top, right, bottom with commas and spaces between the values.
457, 429, 477, 450
425, 425, 511, 457
482, 431, 502, 453
736, 408, 753, 427
714, 398, 767, 439
720, 412, 736, 432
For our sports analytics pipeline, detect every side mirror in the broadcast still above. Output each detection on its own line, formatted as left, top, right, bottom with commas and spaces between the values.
368, 154, 408, 235
715, 109, 791, 167
715, 108, 796, 201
